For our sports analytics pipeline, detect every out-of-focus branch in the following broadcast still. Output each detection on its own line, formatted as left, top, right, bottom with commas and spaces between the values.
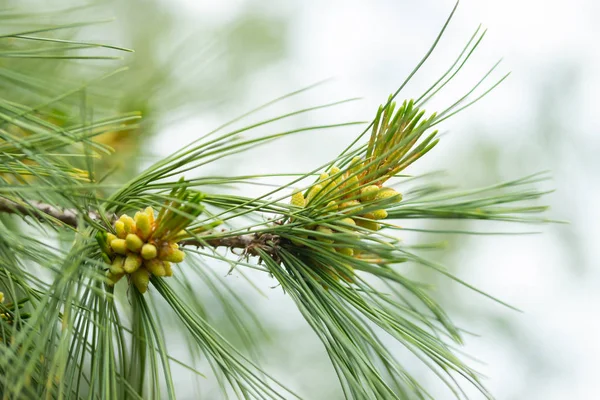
0, 197, 108, 228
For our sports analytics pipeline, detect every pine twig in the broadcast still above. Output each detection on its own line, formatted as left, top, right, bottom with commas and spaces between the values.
0, 197, 280, 257
180, 233, 281, 258
0, 197, 110, 228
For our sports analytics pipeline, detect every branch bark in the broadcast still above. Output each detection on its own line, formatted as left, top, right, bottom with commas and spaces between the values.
0, 197, 109, 228
179, 233, 280, 258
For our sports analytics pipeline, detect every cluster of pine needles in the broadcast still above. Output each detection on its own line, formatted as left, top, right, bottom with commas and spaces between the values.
0, 2, 552, 399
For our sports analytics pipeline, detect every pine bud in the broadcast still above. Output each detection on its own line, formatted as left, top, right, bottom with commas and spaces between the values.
145, 259, 166, 277
123, 254, 142, 274
121, 215, 136, 235
349, 156, 364, 174
372, 209, 388, 220
107, 233, 117, 244
375, 188, 402, 203
144, 207, 155, 225
126, 233, 144, 253
324, 201, 338, 212
328, 166, 343, 186
290, 191, 305, 208
339, 217, 356, 226
334, 217, 356, 232
141, 243, 157, 260
337, 247, 354, 257
164, 249, 185, 263
114, 220, 126, 239
339, 200, 363, 213
306, 184, 323, 204
131, 268, 150, 293
135, 211, 152, 240
110, 256, 125, 275
360, 185, 380, 202
163, 262, 173, 277
356, 219, 381, 231
315, 226, 335, 243
110, 238, 128, 255
342, 175, 359, 193
106, 271, 125, 286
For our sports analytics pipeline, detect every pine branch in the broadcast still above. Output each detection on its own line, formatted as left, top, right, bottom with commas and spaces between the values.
180, 233, 280, 258
0, 197, 280, 257
0, 197, 109, 228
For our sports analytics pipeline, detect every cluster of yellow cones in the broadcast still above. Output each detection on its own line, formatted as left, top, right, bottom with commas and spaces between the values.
289, 158, 402, 281
101, 207, 186, 293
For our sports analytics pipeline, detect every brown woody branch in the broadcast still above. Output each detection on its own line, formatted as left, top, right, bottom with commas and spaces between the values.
0, 197, 110, 228
179, 233, 281, 258
0, 197, 280, 257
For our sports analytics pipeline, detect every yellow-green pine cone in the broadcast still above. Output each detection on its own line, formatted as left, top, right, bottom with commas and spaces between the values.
123, 254, 143, 274
163, 249, 185, 263
290, 191, 305, 208
318, 173, 329, 181
107, 233, 117, 244
338, 217, 356, 227
131, 268, 150, 293
135, 211, 152, 240
115, 220, 126, 239
334, 217, 357, 233
144, 207, 155, 225
121, 215, 137, 235
324, 201, 338, 212
164, 262, 173, 277
110, 238, 128, 255
145, 259, 166, 277
339, 200, 363, 213
362, 212, 375, 219
342, 175, 359, 193
126, 233, 144, 253
328, 166, 343, 186
110, 256, 125, 275
349, 156, 364, 174
0, 292, 4, 303
305, 184, 323, 204
355, 219, 381, 231
141, 243, 158, 260
372, 209, 388, 220
360, 185, 380, 202
173, 230, 187, 240
315, 226, 335, 244
337, 247, 354, 257
106, 271, 125, 286
375, 188, 402, 203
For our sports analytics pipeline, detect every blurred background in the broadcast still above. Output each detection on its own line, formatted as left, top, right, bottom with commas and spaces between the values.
3, 0, 598, 398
